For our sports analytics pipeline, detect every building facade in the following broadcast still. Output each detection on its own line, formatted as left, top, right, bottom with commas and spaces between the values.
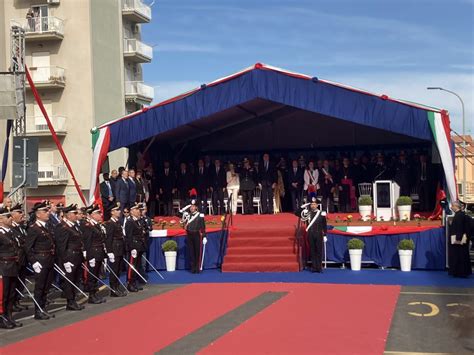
0, 0, 154, 205
453, 135, 474, 201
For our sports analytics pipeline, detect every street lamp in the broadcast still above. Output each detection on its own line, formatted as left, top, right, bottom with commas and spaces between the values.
427, 87, 466, 199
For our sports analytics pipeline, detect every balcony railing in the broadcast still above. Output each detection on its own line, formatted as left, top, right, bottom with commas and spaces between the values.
123, 38, 153, 62
122, 0, 151, 22
28, 66, 66, 88
26, 116, 67, 135
125, 81, 154, 102
12, 17, 64, 40
38, 164, 68, 184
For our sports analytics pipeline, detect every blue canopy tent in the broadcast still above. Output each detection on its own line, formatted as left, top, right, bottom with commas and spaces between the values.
89, 63, 456, 204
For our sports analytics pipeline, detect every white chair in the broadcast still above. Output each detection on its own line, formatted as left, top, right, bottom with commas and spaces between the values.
207, 197, 214, 215
236, 194, 244, 214
410, 186, 420, 207
358, 183, 372, 197
253, 187, 262, 214
172, 191, 181, 214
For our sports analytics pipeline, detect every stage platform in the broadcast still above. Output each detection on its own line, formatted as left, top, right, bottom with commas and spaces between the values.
149, 213, 446, 272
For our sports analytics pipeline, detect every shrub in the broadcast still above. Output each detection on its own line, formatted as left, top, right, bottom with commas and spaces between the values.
398, 239, 415, 250
347, 238, 365, 250
358, 196, 373, 206
162, 240, 178, 252
396, 196, 413, 206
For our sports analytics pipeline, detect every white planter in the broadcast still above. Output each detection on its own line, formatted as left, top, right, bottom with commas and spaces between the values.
399, 250, 413, 272
358, 205, 372, 221
397, 205, 412, 221
349, 249, 363, 271
164, 251, 177, 272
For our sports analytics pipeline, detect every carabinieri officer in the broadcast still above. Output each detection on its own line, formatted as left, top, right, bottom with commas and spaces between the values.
184, 200, 206, 274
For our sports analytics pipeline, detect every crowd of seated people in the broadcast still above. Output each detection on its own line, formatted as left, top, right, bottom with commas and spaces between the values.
100, 149, 437, 217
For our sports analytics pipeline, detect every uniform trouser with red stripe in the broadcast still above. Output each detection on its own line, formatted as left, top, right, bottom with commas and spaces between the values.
1, 276, 17, 317
186, 231, 201, 272
33, 266, 54, 311
109, 257, 123, 291
127, 252, 143, 286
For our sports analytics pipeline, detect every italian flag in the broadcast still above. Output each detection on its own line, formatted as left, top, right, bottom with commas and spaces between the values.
89, 127, 111, 205
427, 111, 457, 202
334, 226, 373, 234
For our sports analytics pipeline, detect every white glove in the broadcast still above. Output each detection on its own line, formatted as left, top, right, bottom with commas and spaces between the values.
32, 261, 42, 273
203, 237, 208, 245
64, 262, 73, 273
107, 253, 115, 263
89, 258, 96, 267
323, 236, 328, 243
83, 251, 87, 258
131, 249, 137, 258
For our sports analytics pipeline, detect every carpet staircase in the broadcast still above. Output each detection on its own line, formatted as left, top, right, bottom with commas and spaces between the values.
222, 214, 299, 272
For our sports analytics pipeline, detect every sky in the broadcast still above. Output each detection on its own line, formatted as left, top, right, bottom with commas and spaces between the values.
142, 0, 474, 135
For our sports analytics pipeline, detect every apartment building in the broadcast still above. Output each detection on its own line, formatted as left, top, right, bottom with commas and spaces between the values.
0, 0, 154, 205
452, 134, 474, 201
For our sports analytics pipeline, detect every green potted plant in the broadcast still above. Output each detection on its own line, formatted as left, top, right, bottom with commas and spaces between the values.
162, 240, 178, 271
358, 196, 372, 221
347, 238, 365, 271
396, 196, 413, 221
398, 239, 415, 272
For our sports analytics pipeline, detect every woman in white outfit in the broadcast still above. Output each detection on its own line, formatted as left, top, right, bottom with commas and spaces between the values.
303, 161, 319, 200
226, 163, 240, 215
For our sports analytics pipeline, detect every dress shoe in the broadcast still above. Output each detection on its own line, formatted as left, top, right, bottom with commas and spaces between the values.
7, 316, 23, 328
34, 311, 50, 320
66, 300, 83, 311
88, 294, 102, 304
136, 285, 143, 291
0, 315, 14, 329
127, 284, 138, 292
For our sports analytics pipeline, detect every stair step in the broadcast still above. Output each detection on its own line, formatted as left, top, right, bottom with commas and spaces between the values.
228, 238, 294, 248
224, 254, 297, 263
226, 246, 295, 256
222, 261, 299, 272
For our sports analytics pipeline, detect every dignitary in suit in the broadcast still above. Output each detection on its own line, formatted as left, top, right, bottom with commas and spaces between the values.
176, 162, 193, 207
124, 203, 147, 292
100, 173, 115, 212
182, 201, 206, 273
135, 170, 146, 203
300, 197, 327, 273
82, 205, 107, 304
320, 160, 335, 213
372, 153, 389, 181
288, 159, 304, 213
240, 158, 257, 214
54, 204, 85, 311
116, 169, 131, 211
414, 153, 431, 211
48, 201, 62, 228
194, 159, 209, 213
209, 159, 227, 215
0, 207, 21, 328
258, 153, 277, 214
104, 203, 126, 297
158, 161, 175, 216
10, 204, 28, 312
25, 202, 55, 320
337, 158, 355, 212
393, 152, 412, 196
448, 201, 472, 278
128, 169, 138, 204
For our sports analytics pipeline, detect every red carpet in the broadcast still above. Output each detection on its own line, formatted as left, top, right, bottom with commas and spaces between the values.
222, 214, 299, 272
199, 283, 400, 355
2, 283, 400, 354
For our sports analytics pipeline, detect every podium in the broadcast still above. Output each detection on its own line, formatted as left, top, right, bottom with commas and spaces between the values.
373, 180, 400, 221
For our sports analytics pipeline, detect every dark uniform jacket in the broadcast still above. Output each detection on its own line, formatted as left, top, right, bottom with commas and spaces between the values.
11, 222, 27, 266
82, 220, 107, 261
0, 226, 20, 277
26, 221, 55, 268
185, 212, 206, 234
258, 163, 277, 186
306, 210, 327, 236
104, 218, 125, 257
287, 167, 304, 192
208, 166, 226, 190
176, 170, 193, 198
194, 167, 209, 193
450, 210, 470, 241
125, 217, 147, 252
54, 220, 84, 266
240, 167, 257, 191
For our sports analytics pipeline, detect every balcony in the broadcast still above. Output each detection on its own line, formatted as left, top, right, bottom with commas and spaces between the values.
11, 17, 64, 41
122, 0, 151, 23
123, 39, 153, 63
26, 116, 67, 136
27, 66, 65, 90
125, 81, 154, 104
38, 164, 68, 185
